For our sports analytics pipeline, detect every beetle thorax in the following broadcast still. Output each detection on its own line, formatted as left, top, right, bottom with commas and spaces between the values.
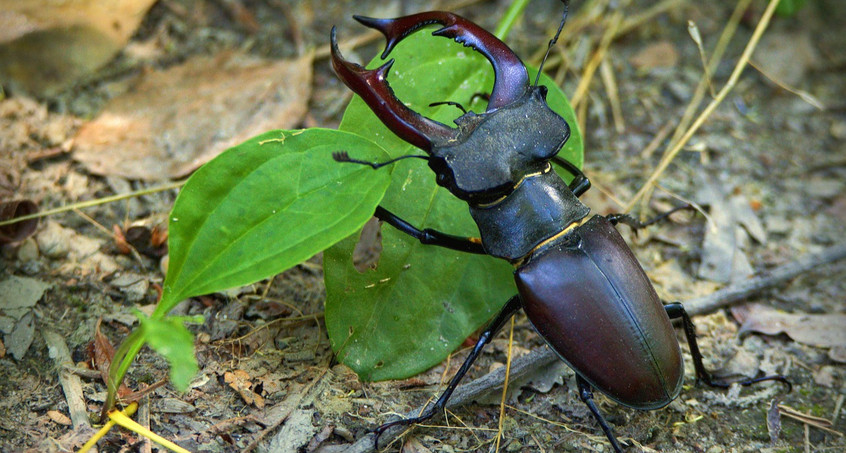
427, 86, 571, 205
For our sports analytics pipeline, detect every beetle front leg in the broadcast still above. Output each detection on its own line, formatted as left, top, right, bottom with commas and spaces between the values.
373, 295, 523, 449
576, 375, 625, 453
551, 156, 591, 197
664, 302, 792, 391
375, 206, 487, 254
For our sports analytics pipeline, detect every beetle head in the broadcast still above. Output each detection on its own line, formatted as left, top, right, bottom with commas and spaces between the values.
331, 12, 570, 205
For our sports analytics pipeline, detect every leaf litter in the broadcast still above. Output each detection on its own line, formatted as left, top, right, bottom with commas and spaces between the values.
74, 51, 313, 180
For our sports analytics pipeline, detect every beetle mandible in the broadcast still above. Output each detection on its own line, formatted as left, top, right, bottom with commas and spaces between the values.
329, 2, 790, 451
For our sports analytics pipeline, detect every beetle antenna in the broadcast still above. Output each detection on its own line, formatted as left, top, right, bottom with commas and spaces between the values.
534, 0, 570, 87
332, 151, 429, 170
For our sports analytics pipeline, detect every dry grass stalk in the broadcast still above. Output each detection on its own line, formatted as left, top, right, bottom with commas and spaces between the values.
625, 0, 781, 212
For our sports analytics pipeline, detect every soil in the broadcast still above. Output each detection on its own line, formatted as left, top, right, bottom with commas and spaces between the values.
1, 1, 844, 452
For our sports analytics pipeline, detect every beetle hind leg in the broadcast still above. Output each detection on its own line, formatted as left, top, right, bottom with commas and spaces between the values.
372, 296, 523, 449
664, 302, 792, 391
576, 376, 625, 453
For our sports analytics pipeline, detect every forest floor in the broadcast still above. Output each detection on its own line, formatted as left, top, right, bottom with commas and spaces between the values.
0, 0, 844, 452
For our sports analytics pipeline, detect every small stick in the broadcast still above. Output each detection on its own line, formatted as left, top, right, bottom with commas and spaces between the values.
44, 330, 93, 433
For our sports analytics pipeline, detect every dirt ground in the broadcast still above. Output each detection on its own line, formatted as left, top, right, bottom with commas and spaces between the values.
1, 0, 844, 452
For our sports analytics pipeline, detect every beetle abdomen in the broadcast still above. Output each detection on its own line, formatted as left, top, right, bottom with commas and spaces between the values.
514, 215, 683, 410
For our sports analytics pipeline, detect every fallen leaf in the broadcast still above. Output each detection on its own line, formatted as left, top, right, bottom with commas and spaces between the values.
0, 275, 50, 320
696, 177, 763, 283
224, 369, 265, 408
629, 41, 679, 71
47, 410, 72, 426
74, 51, 313, 180
732, 303, 846, 351
0, 200, 38, 244
0, 0, 158, 96
6, 311, 34, 360
89, 320, 133, 398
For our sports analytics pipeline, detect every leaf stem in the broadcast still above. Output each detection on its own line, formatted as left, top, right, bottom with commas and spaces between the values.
494, 0, 531, 40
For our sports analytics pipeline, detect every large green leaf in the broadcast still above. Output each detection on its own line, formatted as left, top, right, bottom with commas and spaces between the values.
325, 29, 583, 381
158, 128, 391, 317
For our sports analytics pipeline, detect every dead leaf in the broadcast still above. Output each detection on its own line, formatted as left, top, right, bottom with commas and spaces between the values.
697, 177, 763, 283
0, 274, 49, 320
224, 369, 265, 408
629, 41, 679, 71
74, 51, 313, 180
0, 0, 158, 96
732, 303, 846, 351
47, 410, 72, 426
89, 320, 133, 398
0, 200, 38, 244
401, 436, 434, 453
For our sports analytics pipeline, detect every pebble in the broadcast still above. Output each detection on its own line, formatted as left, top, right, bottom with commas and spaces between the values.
36, 221, 71, 259
16, 238, 39, 262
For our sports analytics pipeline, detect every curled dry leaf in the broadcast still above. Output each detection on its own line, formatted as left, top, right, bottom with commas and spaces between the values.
0, 200, 38, 244
732, 303, 846, 362
74, 51, 313, 180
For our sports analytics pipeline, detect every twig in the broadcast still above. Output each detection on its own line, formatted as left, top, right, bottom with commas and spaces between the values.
44, 330, 94, 443
684, 242, 846, 315
342, 242, 846, 452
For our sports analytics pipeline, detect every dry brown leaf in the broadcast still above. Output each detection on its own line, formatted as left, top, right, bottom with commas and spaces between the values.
0, 0, 157, 96
47, 410, 72, 426
89, 320, 133, 398
74, 51, 313, 181
224, 369, 265, 408
732, 303, 846, 352
0, 200, 38, 244
629, 41, 679, 71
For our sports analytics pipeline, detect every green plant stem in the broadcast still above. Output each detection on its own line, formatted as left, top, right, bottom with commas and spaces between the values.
102, 328, 145, 420
494, 0, 531, 40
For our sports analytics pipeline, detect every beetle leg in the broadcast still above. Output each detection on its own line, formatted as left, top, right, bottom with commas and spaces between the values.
576, 375, 625, 453
353, 12, 529, 111
373, 296, 523, 449
664, 302, 792, 391
375, 206, 487, 254
606, 205, 695, 233
551, 156, 591, 196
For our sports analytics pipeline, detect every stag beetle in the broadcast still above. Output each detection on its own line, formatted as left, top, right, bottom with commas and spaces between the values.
329, 3, 789, 451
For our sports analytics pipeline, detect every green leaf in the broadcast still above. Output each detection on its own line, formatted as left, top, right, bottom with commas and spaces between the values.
138, 314, 204, 391
325, 29, 583, 381
776, 0, 806, 16
158, 128, 391, 316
